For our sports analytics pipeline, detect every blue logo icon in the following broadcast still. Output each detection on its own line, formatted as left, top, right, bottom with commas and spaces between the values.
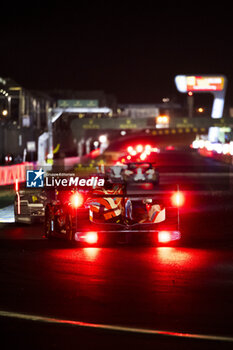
26, 169, 45, 188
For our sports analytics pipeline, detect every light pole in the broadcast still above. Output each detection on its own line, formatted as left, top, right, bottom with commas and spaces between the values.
187, 91, 194, 118
7, 96, 11, 118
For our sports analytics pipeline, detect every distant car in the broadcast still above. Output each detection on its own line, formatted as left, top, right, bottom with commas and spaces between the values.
14, 189, 49, 224
104, 165, 125, 183
121, 162, 159, 185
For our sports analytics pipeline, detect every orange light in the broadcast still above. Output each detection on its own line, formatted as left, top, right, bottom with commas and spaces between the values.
188, 91, 193, 96
85, 232, 98, 244
171, 192, 185, 207
157, 115, 169, 124
158, 231, 171, 243
70, 192, 84, 208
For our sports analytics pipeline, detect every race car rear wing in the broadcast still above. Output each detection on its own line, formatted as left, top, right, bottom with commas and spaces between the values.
83, 183, 183, 232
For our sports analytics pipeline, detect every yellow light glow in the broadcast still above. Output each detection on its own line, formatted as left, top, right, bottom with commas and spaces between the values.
2, 109, 8, 116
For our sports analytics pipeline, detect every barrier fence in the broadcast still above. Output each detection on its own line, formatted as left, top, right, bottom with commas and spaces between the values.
0, 162, 34, 186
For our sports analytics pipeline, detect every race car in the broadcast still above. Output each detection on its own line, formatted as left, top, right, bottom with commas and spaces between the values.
44, 182, 182, 245
14, 188, 49, 224
121, 162, 159, 185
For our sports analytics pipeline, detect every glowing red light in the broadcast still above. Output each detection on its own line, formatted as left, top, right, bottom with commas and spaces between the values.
166, 145, 175, 151
140, 153, 147, 161
15, 178, 19, 192
145, 145, 151, 154
171, 192, 185, 207
158, 231, 171, 243
85, 232, 98, 244
136, 144, 143, 153
70, 192, 84, 208
127, 146, 134, 154
90, 148, 100, 158
157, 116, 169, 124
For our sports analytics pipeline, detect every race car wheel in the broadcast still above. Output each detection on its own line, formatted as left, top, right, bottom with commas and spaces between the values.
65, 214, 74, 241
45, 206, 53, 239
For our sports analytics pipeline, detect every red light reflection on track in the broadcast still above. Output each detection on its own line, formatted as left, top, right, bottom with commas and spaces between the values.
49, 247, 101, 263
155, 247, 212, 271
48, 247, 211, 276
156, 247, 191, 264
40, 246, 223, 334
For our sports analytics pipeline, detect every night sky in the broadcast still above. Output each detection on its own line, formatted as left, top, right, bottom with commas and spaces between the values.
1, 2, 233, 105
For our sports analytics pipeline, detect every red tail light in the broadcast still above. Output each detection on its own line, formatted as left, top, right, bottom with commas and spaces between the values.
136, 144, 143, 153
70, 192, 84, 208
140, 153, 147, 161
145, 145, 151, 154
158, 231, 171, 243
85, 232, 98, 244
171, 192, 185, 207
166, 145, 175, 151
127, 146, 134, 154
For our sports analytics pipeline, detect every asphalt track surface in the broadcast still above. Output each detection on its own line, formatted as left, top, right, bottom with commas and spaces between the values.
0, 149, 233, 349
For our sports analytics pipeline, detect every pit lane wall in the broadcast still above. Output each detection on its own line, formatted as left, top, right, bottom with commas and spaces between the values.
0, 149, 101, 187
0, 162, 34, 186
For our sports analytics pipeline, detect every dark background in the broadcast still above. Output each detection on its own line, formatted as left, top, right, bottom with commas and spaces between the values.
1, 2, 233, 105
